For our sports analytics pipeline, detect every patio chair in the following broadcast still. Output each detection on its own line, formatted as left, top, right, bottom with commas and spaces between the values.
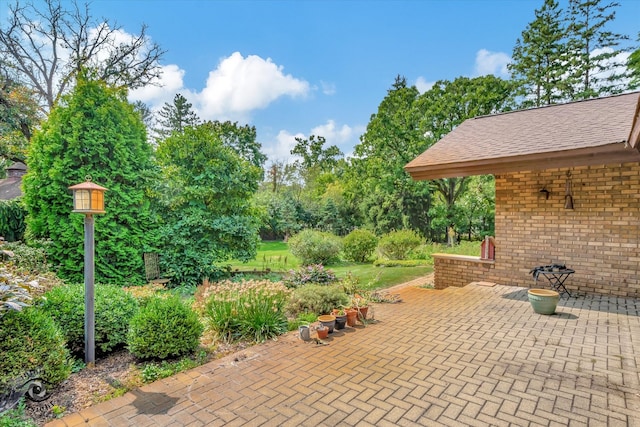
143, 252, 170, 285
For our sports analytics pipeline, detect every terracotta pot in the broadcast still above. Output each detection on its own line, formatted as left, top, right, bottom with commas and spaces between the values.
346, 309, 358, 327
357, 306, 369, 322
316, 326, 329, 339
528, 289, 559, 315
317, 314, 336, 333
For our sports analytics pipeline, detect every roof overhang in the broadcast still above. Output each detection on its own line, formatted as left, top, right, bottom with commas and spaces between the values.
406, 92, 640, 180
406, 143, 640, 180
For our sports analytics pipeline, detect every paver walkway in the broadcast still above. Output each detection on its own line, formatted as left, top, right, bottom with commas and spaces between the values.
47, 283, 640, 426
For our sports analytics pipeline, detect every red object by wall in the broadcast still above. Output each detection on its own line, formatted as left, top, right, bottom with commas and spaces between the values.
480, 236, 495, 260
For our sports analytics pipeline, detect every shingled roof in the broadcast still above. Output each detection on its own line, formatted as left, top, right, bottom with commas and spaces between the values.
405, 92, 640, 180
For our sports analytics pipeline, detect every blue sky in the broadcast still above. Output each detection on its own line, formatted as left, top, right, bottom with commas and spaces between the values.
8, 0, 640, 162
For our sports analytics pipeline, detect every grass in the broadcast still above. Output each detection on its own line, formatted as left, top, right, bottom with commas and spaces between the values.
230, 240, 481, 290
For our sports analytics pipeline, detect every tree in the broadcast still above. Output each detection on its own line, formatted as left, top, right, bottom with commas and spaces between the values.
565, 0, 631, 98
626, 33, 640, 89
0, 66, 40, 166
22, 75, 159, 284
206, 120, 267, 169
155, 122, 262, 286
417, 76, 515, 245
508, 0, 571, 107
350, 76, 432, 235
0, 0, 164, 113
154, 93, 200, 140
291, 135, 343, 174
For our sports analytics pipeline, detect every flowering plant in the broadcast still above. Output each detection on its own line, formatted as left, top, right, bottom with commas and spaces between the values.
196, 279, 291, 342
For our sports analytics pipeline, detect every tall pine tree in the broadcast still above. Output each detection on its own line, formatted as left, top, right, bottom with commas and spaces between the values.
154, 93, 200, 140
508, 0, 570, 107
565, 0, 631, 98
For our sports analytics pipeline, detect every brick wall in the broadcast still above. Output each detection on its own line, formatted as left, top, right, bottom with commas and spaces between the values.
433, 162, 640, 298
432, 255, 495, 289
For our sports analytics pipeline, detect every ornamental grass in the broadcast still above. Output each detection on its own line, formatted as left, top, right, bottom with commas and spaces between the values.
195, 279, 291, 343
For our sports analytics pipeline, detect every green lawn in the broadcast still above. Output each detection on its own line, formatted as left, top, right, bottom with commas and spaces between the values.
230, 240, 437, 290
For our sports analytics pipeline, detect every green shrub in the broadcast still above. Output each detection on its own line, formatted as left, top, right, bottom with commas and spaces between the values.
2, 240, 50, 274
342, 229, 378, 262
288, 230, 342, 265
0, 399, 38, 427
376, 229, 422, 260
199, 280, 290, 343
0, 199, 26, 243
0, 307, 71, 391
283, 264, 337, 288
128, 296, 203, 360
42, 284, 139, 355
0, 283, 32, 317
286, 284, 350, 317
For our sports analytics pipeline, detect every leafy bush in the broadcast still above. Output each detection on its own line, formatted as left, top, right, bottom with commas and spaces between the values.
0, 399, 38, 427
342, 229, 378, 262
376, 229, 422, 260
140, 351, 207, 383
128, 296, 203, 360
42, 284, 139, 355
0, 199, 26, 242
286, 284, 350, 317
283, 264, 337, 288
0, 283, 32, 317
198, 279, 290, 342
288, 230, 342, 265
0, 307, 71, 391
2, 240, 50, 274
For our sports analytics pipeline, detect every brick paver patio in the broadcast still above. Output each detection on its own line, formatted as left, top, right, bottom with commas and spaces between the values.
47, 282, 640, 426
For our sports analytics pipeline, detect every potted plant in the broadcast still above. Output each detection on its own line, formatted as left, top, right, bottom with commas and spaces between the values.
317, 314, 336, 333
316, 324, 329, 339
345, 307, 358, 327
351, 294, 369, 322
332, 308, 347, 330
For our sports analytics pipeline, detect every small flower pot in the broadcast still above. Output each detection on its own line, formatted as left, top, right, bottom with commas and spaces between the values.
346, 309, 358, 327
334, 314, 347, 330
316, 326, 329, 339
317, 314, 336, 333
356, 306, 369, 322
528, 289, 559, 315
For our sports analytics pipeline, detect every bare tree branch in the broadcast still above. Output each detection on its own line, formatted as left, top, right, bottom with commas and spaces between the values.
0, 0, 165, 112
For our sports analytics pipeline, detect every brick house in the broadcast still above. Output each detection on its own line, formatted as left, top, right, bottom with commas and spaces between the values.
405, 92, 640, 298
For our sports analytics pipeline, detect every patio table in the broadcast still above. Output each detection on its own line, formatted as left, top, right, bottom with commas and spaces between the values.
530, 265, 574, 297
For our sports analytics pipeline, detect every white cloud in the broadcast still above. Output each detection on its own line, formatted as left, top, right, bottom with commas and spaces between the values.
320, 81, 336, 95
310, 120, 354, 144
195, 52, 310, 121
415, 76, 435, 93
474, 49, 511, 77
129, 64, 185, 104
263, 129, 305, 162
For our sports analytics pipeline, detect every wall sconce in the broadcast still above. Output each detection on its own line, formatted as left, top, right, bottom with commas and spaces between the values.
564, 171, 574, 210
539, 187, 550, 199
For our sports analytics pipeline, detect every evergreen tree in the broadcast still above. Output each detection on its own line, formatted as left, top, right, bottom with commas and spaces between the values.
154, 93, 200, 140
22, 75, 158, 284
629, 35, 640, 89
508, 0, 570, 107
565, 0, 631, 98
